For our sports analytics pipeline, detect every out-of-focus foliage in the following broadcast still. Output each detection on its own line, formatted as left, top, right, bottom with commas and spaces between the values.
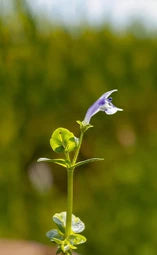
0, 1, 157, 255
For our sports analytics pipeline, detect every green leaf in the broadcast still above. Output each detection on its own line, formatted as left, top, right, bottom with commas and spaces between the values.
52, 212, 85, 234
72, 214, 85, 233
58, 240, 75, 254
61, 243, 71, 253
76, 120, 93, 132
68, 243, 77, 250
46, 229, 64, 243
68, 233, 87, 245
53, 212, 66, 233
53, 238, 63, 245
50, 128, 77, 153
74, 158, 104, 168
37, 158, 68, 168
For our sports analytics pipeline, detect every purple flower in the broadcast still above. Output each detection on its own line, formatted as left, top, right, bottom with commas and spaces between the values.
83, 89, 123, 124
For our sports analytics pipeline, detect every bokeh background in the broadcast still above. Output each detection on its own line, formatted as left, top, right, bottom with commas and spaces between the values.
0, 0, 157, 255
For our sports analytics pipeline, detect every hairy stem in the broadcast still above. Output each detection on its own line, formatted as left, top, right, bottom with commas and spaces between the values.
65, 130, 84, 237
72, 131, 84, 165
65, 168, 74, 237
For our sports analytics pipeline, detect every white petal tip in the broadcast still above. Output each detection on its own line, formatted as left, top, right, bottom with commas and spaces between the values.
110, 89, 118, 93
105, 106, 123, 115
102, 89, 118, 99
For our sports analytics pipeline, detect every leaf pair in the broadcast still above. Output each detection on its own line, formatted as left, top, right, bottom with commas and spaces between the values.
37, 158, 70, 168
37, 157, 104, 169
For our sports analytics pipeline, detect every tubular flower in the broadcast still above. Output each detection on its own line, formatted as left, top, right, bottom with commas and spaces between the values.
83, 89, 123, 124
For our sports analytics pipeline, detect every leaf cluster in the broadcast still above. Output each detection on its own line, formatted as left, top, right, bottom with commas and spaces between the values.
47, 212, 86, 254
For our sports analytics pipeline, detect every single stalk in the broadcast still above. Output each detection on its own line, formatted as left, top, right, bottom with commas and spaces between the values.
72, 130, 84, 165
65, 130, 84, 237
65, 151, 71, 163
65, 168, 74, 237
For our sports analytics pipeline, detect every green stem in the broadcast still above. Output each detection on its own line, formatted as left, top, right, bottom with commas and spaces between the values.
65, 151, 71, 163
65, 168, 74, 237
72, 130, 84, 165
65, 130, 84, 237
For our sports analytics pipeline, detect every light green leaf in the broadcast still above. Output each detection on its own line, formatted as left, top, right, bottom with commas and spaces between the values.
37, 157, 68, 168
68, 243, 77, 250
46, 229, 64, 243
53, 212, 66, 233
74, 158, 104, 168
72, 215, 85, 233
60, 240, 75, 253
68, 233, 87, 245
50, 128, 77, 153
76, 120, 93, 132
53, 238, 63, 245
52, 212, 85, 234
61, 243, 71, 253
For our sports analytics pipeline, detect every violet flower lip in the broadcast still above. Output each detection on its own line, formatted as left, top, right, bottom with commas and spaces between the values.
83, 89, 123, 124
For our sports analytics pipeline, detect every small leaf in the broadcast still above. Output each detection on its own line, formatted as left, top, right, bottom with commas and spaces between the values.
74, 158, 104, 168
46, 229, 64, 243
68, 243, 77, 250
37, 158, 68, 168
76, 120, 82, 126
61, 241, 71, 253
46, 229, 59, 239
53, 212, 66, 233
72, 215, 85, 233
50, 128, 77, 153
68, 233, 87, 245
76, 120, 93, 132
53, 238, 63, 245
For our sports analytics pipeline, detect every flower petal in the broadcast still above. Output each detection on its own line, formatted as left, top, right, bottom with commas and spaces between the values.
98, 89, 118, 102
83, 103, 100, 124
104, 106, 123, 115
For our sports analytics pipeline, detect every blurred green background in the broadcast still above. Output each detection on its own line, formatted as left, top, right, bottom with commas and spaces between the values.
0, 1, 157, 255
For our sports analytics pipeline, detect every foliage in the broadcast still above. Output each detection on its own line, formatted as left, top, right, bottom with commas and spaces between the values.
50, 128, 77, 153
47, 212, 86, 254
0, 1, 157, 255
